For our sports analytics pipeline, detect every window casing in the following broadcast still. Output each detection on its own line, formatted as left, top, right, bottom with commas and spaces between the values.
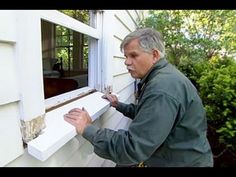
40, 10, 102, 110
25, 10, 107, 161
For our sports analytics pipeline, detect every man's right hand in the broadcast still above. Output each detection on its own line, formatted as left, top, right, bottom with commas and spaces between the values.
102, 94, 119, 108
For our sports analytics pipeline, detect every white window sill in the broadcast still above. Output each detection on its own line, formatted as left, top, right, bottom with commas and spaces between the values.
27, 91, 110, 161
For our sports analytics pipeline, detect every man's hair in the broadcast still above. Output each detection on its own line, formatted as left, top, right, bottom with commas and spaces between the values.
120, 27, 165, 59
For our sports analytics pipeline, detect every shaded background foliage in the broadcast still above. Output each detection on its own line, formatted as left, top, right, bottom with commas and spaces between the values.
140, 10, 236, 166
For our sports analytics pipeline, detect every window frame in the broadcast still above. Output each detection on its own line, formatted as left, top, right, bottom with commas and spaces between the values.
26, 10, 107, 161
40, 10, 103, 109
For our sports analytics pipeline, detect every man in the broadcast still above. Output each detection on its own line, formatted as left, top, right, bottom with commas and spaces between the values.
64, 28, 213, 167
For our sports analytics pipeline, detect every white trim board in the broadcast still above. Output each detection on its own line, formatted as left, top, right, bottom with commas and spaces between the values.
27, 91, 110, 161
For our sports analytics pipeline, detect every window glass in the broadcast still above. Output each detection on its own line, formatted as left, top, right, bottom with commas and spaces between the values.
41, 20, 90, 99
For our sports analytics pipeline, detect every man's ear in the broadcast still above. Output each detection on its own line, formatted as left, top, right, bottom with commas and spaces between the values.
152, 49, 160, 63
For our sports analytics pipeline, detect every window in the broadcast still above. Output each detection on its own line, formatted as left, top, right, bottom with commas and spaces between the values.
41, 20, 89, 99
26, 10, 108, 161
39, 10, 102, 111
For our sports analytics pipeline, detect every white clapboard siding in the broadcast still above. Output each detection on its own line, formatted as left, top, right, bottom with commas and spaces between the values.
115, 116, 132, 131
101, 111, 124, 130
113, 37, 124, 58
117, 83, 136, 103
99, 83, 135, 124
0, 42, 20, 105
0, 102, 24, 167
113, 57, 128, 76
27, 91, 110, 162
62, 139, 95, 167
113, 74, 135, 93
6, 137, 81, 167
101, 159, 116, 167
113, 15, 131, 43
115, 10, 137, 32
0, 11, 17, 42
127, 10, 141, 26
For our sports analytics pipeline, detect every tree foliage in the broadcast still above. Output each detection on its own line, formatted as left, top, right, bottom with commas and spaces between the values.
140, 10, 236, 66
59, 10, 89, 25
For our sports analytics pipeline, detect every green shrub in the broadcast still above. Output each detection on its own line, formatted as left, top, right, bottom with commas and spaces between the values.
198, 59, 236, 150
178, 58, 211, 90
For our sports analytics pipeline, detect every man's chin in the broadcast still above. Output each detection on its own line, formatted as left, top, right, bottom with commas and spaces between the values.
130, 73, 138, 79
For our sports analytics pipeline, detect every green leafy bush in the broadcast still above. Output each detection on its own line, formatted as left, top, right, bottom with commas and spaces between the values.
198, 58, 236, 150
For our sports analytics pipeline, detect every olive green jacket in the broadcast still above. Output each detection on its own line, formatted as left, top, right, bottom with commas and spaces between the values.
83, 58, 213, 167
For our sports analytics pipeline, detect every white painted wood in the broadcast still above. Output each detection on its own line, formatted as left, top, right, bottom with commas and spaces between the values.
0, 102, 24, 167
0, 11, 17, 43
113, 57, 128, 76
6, 137, 81, 167
89, 11, 103, 91
113, 74, 135, 93
113, 37, 124, 58
39, 10, 100, 39
15, 11, 45, 121
0, 42, 20, 105
45, 87, 94, 110
86, 153, 106, 167
115, 116, 132, 131
115, 10, 136, 33
113, 18, 131, 43
62, 119, 102, 167
100, 11, 116, 92
27, 91, 110, 161
101, 159, 116, 167
100, 92, 135, 125
62, 139, 95, 167
127, 10, 142, 28
99, 83, 135, 124
116, 83, 136, 103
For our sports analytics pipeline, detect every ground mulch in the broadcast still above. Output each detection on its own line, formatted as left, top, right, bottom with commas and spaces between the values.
207, 125, 236, 167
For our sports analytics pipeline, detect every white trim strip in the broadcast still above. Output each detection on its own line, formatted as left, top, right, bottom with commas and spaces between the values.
39, 10, 101, 39
27, 91, 110, 161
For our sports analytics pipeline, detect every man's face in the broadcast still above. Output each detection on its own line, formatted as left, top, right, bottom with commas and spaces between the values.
124, 39, 156, 79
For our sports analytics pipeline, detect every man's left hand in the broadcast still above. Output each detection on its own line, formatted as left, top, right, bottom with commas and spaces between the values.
64, 107, 92, 134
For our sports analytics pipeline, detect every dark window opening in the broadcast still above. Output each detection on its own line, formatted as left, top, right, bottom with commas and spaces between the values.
41, 20, 89, 99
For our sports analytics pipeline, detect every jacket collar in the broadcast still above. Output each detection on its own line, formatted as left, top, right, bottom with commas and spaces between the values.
139, 58, 169, 86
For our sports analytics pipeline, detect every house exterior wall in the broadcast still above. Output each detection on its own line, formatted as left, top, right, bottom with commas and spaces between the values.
0, 10, 146, 167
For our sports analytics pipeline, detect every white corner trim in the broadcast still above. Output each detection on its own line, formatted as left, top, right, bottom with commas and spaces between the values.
27, 91, 110, 162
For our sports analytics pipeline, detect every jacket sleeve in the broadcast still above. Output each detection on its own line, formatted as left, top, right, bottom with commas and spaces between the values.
82, 90, 180, 165
115, 102, 137, 119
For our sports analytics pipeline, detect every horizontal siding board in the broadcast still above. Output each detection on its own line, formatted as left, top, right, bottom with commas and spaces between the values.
0, 43, 20, 105
86, 154, 106, 167
101, 111, 124, 129
113, 73, 135, 93
112, 13, 131, 43
0, 11, 17, 42
62, 140, 95, 167
126, 10, 139, 27
115, 116, 132, 131
113, 37, 124, 58
113, 57, 128, 76
6, 137, 81, 167
0, 102, 24, 166
115, 10, 137, 32
99, 87, 135, 127
101, 159, 116, 167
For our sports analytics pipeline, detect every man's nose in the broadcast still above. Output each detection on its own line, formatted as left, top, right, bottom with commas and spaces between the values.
124, 58, 131, 65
